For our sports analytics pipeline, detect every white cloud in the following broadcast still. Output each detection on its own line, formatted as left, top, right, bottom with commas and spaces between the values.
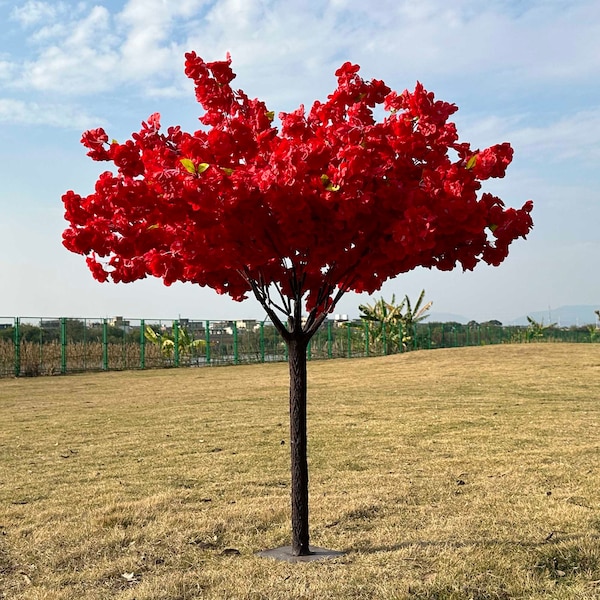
0, 97, 103, 129
10, 0, 65, 26
457, 108, 600, 167
0, 59, 14, 80
4, 0, 599, 103
19, 6, 121, 94
350, 0, 600, 87
12, 1, 209, 95
28, 22, 70, 44
117, 0, 183, 78
65, 5, 111, 48
171, 0, 600, 116
509, 110, 600, 164
145, 84, 190, 99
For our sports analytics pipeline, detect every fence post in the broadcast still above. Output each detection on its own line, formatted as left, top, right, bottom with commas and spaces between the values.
102, 319, 109, 371
173, 320, 180, 367
82, 319, 88, 371
38, 319, 43, 372
140, 319, 146, 369
346, 322, 352, 358
233, 321, 239, 365
205, 321, 211, 365
365, 320, 370, 357
60, 317, 67, 374
260, 322, 265, 362
14, 317, 21, 377
121, 320, 126, 369
327, 320, 333, 359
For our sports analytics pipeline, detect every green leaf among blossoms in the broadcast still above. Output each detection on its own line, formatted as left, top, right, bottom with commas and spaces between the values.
466, 155, 478, 169
180, 158, 197, 174
180, 159, 210, 174
320, 174, 340, 192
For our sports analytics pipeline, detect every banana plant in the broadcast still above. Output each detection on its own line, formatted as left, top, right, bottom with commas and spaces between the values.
144, 325, 205, 357
401, 289, 433, 347
359, 290, 432, 351
587, 325, 600, 343
359, 295, 404, 353
525, 316, 556, 341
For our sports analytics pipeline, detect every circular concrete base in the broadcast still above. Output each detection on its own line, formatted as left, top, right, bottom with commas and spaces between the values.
257, 545, 345, 563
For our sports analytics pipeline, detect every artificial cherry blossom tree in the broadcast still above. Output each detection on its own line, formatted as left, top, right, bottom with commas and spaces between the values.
62, 53, 533, 557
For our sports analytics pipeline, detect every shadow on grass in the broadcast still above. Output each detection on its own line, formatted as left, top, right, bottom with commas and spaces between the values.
350, 533, 600, 554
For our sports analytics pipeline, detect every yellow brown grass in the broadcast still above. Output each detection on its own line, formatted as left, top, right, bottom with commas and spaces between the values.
1, 344, 600, 599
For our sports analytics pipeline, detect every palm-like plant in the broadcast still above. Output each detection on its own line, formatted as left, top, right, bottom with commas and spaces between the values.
359, 290, 432, 352
359, 294, 405, 353
401, 289, 434, 347
525, 316, 556, 341
144, 325, 205, 359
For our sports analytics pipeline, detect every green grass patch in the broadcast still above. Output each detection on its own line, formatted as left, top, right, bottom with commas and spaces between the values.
1, 344, 600, 599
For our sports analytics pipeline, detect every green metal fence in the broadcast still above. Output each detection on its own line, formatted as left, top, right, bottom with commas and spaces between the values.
0, 316, 598, 378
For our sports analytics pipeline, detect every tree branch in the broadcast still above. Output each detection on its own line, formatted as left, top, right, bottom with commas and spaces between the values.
239, 269, 291, 340
304, 284, 348, 338
271, 278, 292, 316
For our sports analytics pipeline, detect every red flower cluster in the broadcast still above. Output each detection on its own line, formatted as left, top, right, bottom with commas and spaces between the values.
63, 54, 533, 321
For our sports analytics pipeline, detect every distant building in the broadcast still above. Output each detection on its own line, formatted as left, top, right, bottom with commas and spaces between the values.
109, 316, 132, 333
333, 314, 349, 327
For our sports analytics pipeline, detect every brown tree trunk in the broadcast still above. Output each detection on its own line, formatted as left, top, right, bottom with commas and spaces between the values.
287, 335, 311, 556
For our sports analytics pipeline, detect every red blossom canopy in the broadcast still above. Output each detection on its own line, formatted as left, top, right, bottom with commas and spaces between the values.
63, 53, 533, 333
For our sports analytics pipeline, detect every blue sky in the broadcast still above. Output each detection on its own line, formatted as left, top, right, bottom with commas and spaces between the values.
0, 0, 599, 323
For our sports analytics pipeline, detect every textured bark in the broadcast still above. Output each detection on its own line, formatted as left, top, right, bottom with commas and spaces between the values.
287, 335, 311, 556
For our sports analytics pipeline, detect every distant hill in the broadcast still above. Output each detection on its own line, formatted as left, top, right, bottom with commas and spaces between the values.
427, 312, 469, 324
425, 306, 600, 327
509, 305, 600, 327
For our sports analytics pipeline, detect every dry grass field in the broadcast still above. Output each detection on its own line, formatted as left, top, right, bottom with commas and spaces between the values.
1, 344, 600, 599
